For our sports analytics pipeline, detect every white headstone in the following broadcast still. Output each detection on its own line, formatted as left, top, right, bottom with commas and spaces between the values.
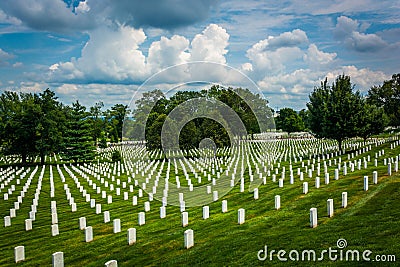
327, 199, 334, 217
184, 229, 194, 249
213, 191, 219, 201
85, 226, 93, 242
132, 196, 138, 206
253, 188, 259, 200
160, 206, 166, 219
180, 201, 185, 212
4, 215, 11, 227
364, 176, 368, 191
278, 178, 284, 188
182, 212, 188, 227
138, 212, 145, 226
127, 228, 136, 245
315, 177, 320, 189
342, 192, 347, 208
52, 224, 59, 236
79, 217, 86, 230
15, 245, 25, 263
144, 201, 150, 212
203, 206, 209, 219
104, 260, 118, 267
113, 219, 121, 233
222, 200, 228, 213
310, 208, 317, 228
52, 251, 64, 267
238, 208, 245, 225
324, 173, 329, 185
96, 204, 102, 214
25, 219, 32, 231
51, 213, 58, 225
373, 171, 378, 184
104, 211, 110, 223
275, 195, 281, 210
303, 182, 308, 194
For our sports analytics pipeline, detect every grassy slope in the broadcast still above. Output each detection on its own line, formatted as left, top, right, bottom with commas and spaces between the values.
0, 141, 399, 266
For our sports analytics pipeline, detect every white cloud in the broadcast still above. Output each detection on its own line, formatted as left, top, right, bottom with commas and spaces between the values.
0, 8, 21, 25
245, 29, 308, 76
12, 62, 23, 68
303, 44, 337, 69
56, 83, 78, 95
76, 1, 90, 14
49, 24, 233, 84
19, 81, 48, 93
190, 24, 230, 63
147, 35, 190, 72
0, 0, 95, 32
265, 29, 308, 50
325, 66, 389, 91
49, 25, 148, 82
0, 48, 14, 66
334, 16, 388, 52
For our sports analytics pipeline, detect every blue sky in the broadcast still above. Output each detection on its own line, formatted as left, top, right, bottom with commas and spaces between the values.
0, 0, 399, 110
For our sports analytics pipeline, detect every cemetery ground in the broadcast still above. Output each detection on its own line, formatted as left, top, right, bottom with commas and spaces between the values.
0, 136, 399, 266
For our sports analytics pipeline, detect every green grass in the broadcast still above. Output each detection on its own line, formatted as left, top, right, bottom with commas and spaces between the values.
0, 137, 399, 266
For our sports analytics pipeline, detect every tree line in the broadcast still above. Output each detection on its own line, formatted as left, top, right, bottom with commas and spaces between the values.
0, 89, 128, 164
125, 85, 275, 151
0, 73, 398, 163
276, 73, 399, 152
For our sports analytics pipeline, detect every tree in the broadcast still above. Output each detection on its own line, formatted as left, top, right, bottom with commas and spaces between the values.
63, 101, 96, 163
110, 104, 130, 142
367, 73, 400, 127
89, 101, 105, 147
276, 108, 305, 135
36, 89, 66, 165
0, 91, 39, 164
131, 86, 273, 150
307, 75, 363, 153
299, 109, 310, 131
357, 102, 388, 144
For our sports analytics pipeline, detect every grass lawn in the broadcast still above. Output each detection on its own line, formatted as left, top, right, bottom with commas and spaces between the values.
0, 137, 399, 266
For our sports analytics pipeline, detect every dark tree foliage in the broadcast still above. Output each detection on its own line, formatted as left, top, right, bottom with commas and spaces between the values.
307, 75, 363, 153
0, 90, 65, 164
357, 102, 388, 144
367, 73, 400, 127
275, 108, 305, 135
62, 101, 96, 163
132, 85, 274, 151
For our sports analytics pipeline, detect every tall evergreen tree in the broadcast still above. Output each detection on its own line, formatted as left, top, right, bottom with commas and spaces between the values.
63, 101, 96, 163
36, 89, 65, 164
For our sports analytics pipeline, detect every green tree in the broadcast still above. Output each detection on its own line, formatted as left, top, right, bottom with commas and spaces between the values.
307, 75, 363, 153
276, 108, 305, 135
367, 73, 400, 127
36, 89, 66, 165
63, 101, 96, 163
89, 101, 105, 147
299, 109, 310, 131
110, 104, 130, 142
357, 102, 388, 144
0, 91, 39, 164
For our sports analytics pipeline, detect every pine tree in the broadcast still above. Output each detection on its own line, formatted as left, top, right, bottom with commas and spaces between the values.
63, 101, 96, 163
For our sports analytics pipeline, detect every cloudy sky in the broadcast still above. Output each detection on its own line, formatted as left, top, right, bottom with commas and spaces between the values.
0, 0, 399, 110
